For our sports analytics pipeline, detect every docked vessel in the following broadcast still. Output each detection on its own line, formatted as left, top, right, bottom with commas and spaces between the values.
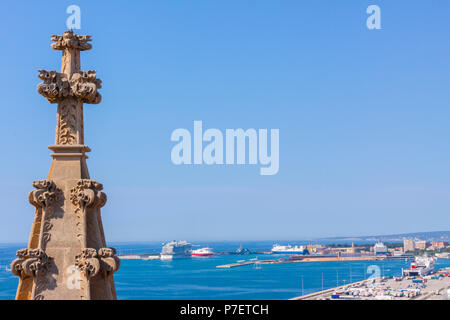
435, 252, 450, 259
373, 241, 389, 255
160, 240, 192, 260
402, 255, 436, 277
235, 244, 251, 255
192, 247, 214, 257
271, 244, 309, 255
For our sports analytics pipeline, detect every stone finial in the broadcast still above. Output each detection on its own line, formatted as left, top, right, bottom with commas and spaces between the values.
51, 30, 92, 51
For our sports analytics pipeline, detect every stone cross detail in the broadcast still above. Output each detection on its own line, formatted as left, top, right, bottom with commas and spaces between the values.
11, 31, 119, 300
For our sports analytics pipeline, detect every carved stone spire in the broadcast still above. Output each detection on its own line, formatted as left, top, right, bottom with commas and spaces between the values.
51, 31, 91, 75
12, 31, 119, 300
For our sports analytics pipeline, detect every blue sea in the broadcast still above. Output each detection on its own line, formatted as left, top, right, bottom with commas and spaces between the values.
1, 241, 449, 300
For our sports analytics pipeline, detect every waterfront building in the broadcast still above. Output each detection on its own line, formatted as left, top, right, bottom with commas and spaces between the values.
348, 242, 356, 254
306, 244, 326, 254
432, 241, 448, 249
415, 240, 429, 250
403, 238, 415, 252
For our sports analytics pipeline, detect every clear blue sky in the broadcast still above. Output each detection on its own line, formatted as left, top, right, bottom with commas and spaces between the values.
0, 1, 449, 242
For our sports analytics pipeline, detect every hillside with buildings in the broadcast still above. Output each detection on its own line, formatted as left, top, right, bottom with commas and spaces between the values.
318, 231, 450, 243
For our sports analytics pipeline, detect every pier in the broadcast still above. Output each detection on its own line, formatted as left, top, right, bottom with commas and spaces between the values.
216, 260, 257, 268
215, 254, 408, 269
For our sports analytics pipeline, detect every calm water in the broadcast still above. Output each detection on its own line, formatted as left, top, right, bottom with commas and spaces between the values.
1, 241, 449, 300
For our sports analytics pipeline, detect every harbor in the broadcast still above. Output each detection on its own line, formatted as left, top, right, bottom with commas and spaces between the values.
1, 241, 450, 300
118, 241, 417, 268
109, 239, 450, 300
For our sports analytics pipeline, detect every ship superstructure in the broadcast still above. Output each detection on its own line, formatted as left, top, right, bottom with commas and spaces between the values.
271, 244, 309, 255
160, 240, 192, 260
402, 255, 436, 277
373, 241, 389, 255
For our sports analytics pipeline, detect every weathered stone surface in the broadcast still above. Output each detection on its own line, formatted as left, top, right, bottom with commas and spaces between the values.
37, 69, 102, 104
12, 30, 118, 300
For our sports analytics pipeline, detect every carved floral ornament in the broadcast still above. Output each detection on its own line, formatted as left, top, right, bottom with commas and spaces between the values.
51, 30, 92, 51
28, 179, 59, 208
75, 247, 120, 279
37, 69, 102, 104
11, 248, 50, 278
70, 179, 107, 212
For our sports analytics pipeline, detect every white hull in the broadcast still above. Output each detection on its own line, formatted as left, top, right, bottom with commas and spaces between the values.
160, 254, 191, 260
402, 256, 436, 277
271, 244, 309, 255
192, 247, 214, 257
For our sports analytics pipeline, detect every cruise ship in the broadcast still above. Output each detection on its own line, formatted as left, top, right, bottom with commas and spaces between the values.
271, 244, 309, 255
373, 241, 389, 255
160, 240, 192, 260
192, 247, 214, 257
402, 255, 436, 277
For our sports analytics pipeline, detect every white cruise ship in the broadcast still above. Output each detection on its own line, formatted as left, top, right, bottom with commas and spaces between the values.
373, 241, 389, 255
160, 240, 192, 260
271, 244, 309, 255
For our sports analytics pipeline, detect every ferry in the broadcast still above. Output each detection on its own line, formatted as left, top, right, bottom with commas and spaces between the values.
160, 240, 192, 260
402, 255, 436, 277
271, 244, 309, 255
192, 247, 214, 257
435, 252, 450, 259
